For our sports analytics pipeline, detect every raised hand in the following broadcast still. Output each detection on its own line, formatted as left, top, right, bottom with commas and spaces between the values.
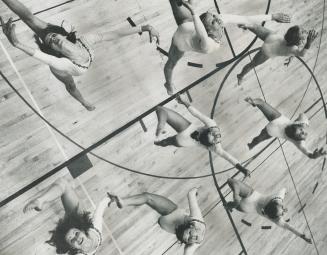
0, 17, 19, 46
272, 13, 291, 23
311, 147, 327, 159
306, 29, 318, 46
181, 0, 195, 15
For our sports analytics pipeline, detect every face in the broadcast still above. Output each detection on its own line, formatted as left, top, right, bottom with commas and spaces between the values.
65, 228, 89, 251
202, 12, 222, 32
44, 33, 68, 52
182, 227, 199, 244
207, 129, 221, 145
298, 27, 308, 46
294, 126, 308, 140
274, 200, 287, 218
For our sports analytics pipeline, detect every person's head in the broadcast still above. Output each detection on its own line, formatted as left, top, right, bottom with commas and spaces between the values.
263, 199, 287, 219
193, 127, 221, 147
34, 24, 77, 58
46, 209, 94, 254
284, 25, 307, 46
285, 123, 308, 141
175, 222, 203, 245
199, 12, 224, 43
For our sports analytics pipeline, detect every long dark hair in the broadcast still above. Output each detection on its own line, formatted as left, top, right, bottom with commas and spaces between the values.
35, 23, 77, 58
285, 123, 305, 141
263, 200, 280, 219
46, 208, 93, 255
284, 25, 301, 46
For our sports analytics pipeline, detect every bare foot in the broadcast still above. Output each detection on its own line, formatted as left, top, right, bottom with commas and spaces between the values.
164, 82, 175, 96
155, 126, 167, 138
244, 97, 256, 107
237, 74, 243, 86
83, 102, 96, 111
23, 199, 43, 213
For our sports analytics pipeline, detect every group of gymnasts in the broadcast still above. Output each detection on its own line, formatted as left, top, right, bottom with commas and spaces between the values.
2, 0, 326, 254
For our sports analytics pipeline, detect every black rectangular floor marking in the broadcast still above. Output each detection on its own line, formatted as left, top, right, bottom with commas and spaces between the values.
126, 17, 142, 35
261, 226, 272, 230
298, 203, 307, 213
139, 119, 147, 132
241, 219, 252, 227
312, 182, 319, 194
156, 46, 169, 56
187, 62, 203, 68
67, 154, 93, 179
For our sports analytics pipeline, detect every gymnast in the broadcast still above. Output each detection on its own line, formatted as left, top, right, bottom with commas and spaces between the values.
23, 177, 112, 255
245, 97, 326, 159
164, 0, 291, 95
226, 178, 312, 243
237, 24, 318, 85
108, 187, 205, 255
1, 0, 159, 111
154, 94, 251, 177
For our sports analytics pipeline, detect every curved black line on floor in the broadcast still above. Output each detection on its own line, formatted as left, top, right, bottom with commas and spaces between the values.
208, 46, 327, 254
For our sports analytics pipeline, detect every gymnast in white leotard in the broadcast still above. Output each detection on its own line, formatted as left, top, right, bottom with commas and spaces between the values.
154, 94, 251, 177
163, 0, 291, 95
1, 0, 159, 111
226, 178, 312, 243
245, 97, 326, 159
108, 187, 205, 255
237, 24, 318, 85
23, 178, 112, 255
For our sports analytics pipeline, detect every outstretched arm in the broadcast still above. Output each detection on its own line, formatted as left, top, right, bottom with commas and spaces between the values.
295, 142, 327, 159
220, 13, 290, 25
177, 94, 216, 127
187, 188, 203, 221
275, 219, 312, 243
238, 24, 273, 41
93, 196, 111, 232
97, 25, 159, 44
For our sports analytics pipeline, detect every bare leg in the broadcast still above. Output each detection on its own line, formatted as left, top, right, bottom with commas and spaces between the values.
226, 178, 254, 211
245, 97, 281, 121
215, 144, 251, 177
50, 68, 95, 111
237, 50, 269, 85
169, 0, 194, 25
3, 0, 48, 36
248, 127, 272, 150
114, 192, 177, 216
164, 43, 184, 95
23, 178, 80, 215
155, 106, 191, 136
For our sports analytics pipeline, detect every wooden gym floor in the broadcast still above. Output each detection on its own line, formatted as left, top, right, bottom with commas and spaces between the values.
0, 0, 326, 254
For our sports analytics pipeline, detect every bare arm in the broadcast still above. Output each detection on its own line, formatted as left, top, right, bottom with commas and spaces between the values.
187, 188, 203, 221
177, 94, 216, 126
93, 196, 111, 232
295, 142, 327, 159
93, 25, 159, 44
294, 113, 309, 126
275, 219, 312, 243
221, 13, 290, 25
238, 24, 273, 41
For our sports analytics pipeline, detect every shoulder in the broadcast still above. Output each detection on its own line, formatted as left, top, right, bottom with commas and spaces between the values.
203, 38, 220, 53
